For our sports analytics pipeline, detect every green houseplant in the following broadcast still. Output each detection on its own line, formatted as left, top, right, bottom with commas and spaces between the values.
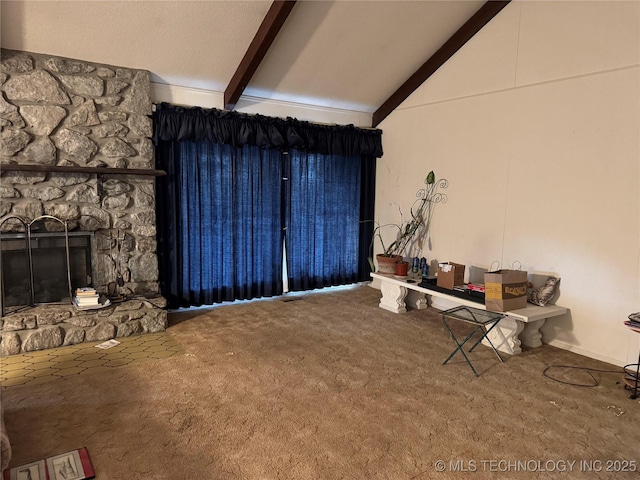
369, 170, 448, 273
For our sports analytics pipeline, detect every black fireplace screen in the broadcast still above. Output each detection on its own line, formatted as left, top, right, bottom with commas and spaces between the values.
0, 216, 92, 315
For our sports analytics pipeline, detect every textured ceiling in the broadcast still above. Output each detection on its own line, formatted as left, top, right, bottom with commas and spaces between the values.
1, 0, 486, 115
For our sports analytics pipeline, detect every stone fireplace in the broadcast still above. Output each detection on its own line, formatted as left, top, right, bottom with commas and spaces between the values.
0, 49, 167, 355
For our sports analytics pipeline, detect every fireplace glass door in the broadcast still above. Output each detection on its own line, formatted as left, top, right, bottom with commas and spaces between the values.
1, 232, 92, 309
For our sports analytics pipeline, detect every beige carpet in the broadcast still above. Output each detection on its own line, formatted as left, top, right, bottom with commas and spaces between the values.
2, 285, 639, 479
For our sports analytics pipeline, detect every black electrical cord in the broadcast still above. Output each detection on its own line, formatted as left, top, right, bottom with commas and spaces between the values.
542, 364, 629, 387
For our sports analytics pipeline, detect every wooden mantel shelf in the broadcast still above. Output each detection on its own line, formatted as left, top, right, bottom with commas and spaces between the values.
1, 164, 166, 176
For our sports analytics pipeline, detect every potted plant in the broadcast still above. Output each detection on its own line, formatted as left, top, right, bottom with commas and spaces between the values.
369, 170, 448, 274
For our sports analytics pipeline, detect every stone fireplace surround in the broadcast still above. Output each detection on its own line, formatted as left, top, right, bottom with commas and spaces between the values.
0, 49, 167, 355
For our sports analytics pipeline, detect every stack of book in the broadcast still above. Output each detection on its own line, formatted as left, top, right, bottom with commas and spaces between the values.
73, 287, 100, 308
624, 312, 640, 333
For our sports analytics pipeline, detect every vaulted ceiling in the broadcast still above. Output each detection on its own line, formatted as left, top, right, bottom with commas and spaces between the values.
1, 1, 509, 127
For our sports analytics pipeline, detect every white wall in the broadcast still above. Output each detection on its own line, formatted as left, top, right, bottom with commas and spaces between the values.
150, 83, 372, 127
377, 1, 640, 366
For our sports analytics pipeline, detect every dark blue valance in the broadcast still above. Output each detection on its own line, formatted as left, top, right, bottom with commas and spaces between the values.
152, 102, 383, 157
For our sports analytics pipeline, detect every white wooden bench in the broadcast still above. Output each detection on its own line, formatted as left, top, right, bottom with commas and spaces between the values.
371, 272, 569, 355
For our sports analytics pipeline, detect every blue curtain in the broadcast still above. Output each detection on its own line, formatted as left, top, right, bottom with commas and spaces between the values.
156, 141, 283, 307
285, 150, 362, 291
154, 103, 381, 308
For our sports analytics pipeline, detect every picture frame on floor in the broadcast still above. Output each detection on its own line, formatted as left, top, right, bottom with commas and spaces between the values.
46, 449, 94, 480
5, 460, 46, 480
4, 449, 94, 480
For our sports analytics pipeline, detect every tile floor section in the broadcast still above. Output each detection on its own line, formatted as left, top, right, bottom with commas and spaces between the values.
0, 332, 184, 387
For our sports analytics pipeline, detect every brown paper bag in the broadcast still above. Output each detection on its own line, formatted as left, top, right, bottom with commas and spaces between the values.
484, 269, 527, 312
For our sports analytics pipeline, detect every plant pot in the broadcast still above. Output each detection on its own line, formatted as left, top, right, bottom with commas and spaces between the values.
376, 254, 403, 274
395, 261, 409, 277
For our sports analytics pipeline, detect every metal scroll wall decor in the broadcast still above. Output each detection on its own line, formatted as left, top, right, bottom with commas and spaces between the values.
0, 215, 73, 317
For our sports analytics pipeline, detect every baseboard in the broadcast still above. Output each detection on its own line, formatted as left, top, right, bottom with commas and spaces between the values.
430, 296, 458, 311
543, 339, 628, 368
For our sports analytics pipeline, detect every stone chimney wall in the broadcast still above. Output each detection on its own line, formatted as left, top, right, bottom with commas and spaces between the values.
0, 49, 167, 355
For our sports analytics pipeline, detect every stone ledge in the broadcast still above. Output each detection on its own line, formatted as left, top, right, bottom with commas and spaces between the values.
0, 295, 167, 356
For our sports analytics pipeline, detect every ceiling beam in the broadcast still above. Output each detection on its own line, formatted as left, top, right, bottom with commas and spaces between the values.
372, 0, 511, 128
224, 0, 297, 111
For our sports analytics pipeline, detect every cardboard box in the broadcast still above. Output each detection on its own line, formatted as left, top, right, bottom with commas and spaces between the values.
484, 269, 528, 312
436, 262, 465, 290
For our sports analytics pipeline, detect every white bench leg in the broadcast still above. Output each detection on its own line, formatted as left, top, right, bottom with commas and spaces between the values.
482, 316, 524, 355
379, 282, 407, 313
406, 290, 428, 310
520, 319, 546, 348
